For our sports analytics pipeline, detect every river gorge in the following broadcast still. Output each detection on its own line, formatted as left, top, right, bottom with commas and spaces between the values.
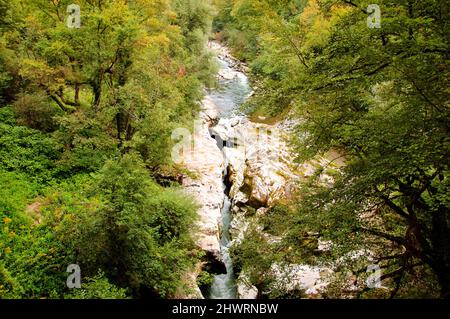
179, 42, 335, 299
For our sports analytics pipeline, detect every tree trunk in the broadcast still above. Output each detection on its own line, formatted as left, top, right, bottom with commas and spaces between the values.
92, 71, 104, 110
74, 84, 80, 106
93, 82, 102, 110
116, 112, 122, 147
434, 265, 450, 299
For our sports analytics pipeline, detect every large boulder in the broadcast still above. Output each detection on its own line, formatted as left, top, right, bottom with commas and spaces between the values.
270, 263, 333, 296
212, 118, 300, 209
218, 69, 238, 80
237, 273, 258, 299
200, 96, 220, 124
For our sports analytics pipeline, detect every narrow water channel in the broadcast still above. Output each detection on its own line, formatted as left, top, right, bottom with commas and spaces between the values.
207, 45, 252, 299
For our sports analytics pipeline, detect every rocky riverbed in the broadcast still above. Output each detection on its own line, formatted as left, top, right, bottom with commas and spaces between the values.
179, 42, 337, 299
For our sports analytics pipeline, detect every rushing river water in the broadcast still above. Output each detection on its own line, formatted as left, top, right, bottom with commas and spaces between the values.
207, 49, 252, 299
207, 55, 252, 118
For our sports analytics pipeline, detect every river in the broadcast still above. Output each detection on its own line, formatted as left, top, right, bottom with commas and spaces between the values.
206, 43, 252, 299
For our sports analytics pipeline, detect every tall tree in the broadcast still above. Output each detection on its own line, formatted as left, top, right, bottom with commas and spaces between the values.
216, 0, 450, 298
291, 0, 449, 298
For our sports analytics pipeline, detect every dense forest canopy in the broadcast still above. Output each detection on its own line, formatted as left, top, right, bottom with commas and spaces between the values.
0, 0, 449, 300
0, 0, 215, 298
215, 0, 449, 298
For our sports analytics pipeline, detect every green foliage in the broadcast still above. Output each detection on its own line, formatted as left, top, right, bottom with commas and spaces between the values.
260, 204, 294, 236
219, 0, 449, 298
65, 271, 128, 299
0, 0, 214, 299
0, 170, 37, 217
0, 208, 77, 298
0, 107, 62, 183
89, 154, 198, 297
53, 111, 119, 174
148, 187, 198, 245
231, 223, 312, 299
43, 154, 199, 298
196, 270, 214, 287
12, 92, 61, 132
230, 204, 320, 298
1, 0, 215, 169
0, 171, 107, 299
230, 226, 275, 291
293, 0, 449, 298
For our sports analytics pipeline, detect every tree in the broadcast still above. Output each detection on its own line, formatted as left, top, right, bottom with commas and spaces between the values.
50, 153, 199, 298
217, 0, 450, 298
0, 0, 215, 299
288, 0, 449, 298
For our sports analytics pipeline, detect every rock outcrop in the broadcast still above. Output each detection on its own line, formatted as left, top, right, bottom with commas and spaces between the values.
210, 116, 300, 210
270, 264, 333, 296
209, 114, 340, 299
180, 98, 225, 265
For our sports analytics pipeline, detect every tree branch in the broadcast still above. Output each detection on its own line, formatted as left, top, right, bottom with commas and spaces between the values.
357, 227, 406, 246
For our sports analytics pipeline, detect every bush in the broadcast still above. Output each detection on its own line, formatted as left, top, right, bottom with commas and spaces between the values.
47, 154, 200, 298
12, 92, 60, 132
53, 112, 119, 174
65, 271, 129, 299
0, 108, 62, 183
